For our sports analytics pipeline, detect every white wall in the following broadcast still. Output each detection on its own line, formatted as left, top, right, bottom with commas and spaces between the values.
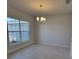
70, 45, 72, 58
37, 14, 72, 48
7, 6, 35, 54
70, 37, 72, 58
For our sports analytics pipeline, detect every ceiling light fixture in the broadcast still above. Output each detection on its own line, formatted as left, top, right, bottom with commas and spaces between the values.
36, 4, 46, 23
40, 5, 43, 7
36, 16, 46, 23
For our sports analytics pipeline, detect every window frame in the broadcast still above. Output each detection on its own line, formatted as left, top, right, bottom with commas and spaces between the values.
7, 17, 31, 46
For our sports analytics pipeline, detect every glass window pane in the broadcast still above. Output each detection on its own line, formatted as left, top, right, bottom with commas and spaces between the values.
8, 25, 13, 31
9, 32, 20, 43
7, 18, 13, 24
7, 18, 19, 24
20, 20, 30, 31
12, 24, 19, 31
7, 17, 20, 31
21, 23, 30, 31
20, 20, 29, 23
21, 32, 29, 42
8, 24, 19, 31
15, 23, 19, 31
9, 32, 13, 43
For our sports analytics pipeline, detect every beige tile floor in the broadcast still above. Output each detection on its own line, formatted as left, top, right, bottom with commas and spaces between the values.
8, 44, 71, 59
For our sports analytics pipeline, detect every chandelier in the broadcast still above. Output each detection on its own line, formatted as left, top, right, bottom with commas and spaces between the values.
36, 17, 46, 22
36, 3, 46, 23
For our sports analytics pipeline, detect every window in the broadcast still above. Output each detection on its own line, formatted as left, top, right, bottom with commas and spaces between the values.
7, 17, 30, 46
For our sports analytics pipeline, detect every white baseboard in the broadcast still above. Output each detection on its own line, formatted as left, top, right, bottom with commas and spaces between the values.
38, 43, 70, 49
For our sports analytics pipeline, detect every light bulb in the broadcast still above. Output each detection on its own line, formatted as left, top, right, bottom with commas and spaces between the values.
43, 18, 46, 21
36, 17, 39, 21
41, 17, 44, 22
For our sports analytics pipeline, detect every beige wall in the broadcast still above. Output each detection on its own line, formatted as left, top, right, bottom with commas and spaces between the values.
7, 6, 35, 54
36, 14, 72, 48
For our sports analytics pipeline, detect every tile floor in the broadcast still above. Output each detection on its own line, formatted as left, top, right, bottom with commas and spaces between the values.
8, 44, 71, 59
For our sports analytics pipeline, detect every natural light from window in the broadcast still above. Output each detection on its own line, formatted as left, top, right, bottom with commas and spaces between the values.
7, 17, 30, 46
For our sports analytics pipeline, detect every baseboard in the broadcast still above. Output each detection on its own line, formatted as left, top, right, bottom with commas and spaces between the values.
38, 43, 70, 49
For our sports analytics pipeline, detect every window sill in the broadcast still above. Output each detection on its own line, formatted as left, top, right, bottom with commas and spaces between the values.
8, 41, 33, 54
9, 40, 30, 46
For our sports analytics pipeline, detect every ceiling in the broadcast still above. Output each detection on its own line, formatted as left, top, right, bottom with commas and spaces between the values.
7, 0, 72, 16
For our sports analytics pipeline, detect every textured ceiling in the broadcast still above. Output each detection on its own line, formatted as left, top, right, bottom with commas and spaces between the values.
7, 0, 72, 16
